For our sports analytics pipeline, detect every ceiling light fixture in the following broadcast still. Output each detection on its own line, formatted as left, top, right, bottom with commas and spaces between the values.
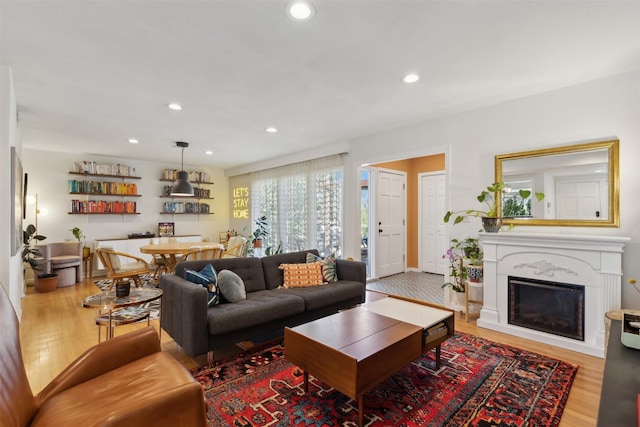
205, 150, 213, 155
403, 73, 420, 83
170, 141, 194, 196
287, 1, 315, 21
168, 103, 182, 111
265, 127, 278, 133
128, 138, 139, 144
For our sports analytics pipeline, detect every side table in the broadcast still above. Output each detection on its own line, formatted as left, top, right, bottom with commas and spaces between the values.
83, 251, 94, 279
82, 288, 162, 342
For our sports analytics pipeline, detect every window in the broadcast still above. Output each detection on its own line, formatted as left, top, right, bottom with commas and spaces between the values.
251, 155, 343, 256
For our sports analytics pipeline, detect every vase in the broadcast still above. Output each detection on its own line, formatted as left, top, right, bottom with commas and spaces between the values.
481, 217, 502, 232
37, 273, 59, 293
466, 265, 484, 282
116, 282, 131, 298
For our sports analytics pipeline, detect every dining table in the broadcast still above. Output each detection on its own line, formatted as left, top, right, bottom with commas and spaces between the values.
139, 242, 207, 275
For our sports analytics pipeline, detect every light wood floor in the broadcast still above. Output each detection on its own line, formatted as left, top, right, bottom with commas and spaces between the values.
19, 276, 604, 426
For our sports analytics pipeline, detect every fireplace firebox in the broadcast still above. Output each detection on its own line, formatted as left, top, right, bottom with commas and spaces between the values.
508, 276, 585, 341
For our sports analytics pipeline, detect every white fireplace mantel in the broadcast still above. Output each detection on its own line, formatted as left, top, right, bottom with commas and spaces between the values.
478, 231, 630, 358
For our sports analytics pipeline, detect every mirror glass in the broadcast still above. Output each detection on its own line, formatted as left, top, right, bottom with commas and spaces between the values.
495, 139, 619, 227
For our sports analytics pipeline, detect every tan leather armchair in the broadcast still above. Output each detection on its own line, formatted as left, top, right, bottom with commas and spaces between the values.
0, 284, 207, 427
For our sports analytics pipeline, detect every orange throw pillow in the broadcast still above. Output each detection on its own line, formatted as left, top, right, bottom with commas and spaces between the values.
279, 262, 326, 288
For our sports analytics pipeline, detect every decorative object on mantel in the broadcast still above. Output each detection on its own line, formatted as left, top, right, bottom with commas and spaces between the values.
170, 141, 195, 196
444, 182, 544, 233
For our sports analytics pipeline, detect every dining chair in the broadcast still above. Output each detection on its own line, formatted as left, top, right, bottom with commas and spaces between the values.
222, 236, 247, 258
95, 247, 151, 290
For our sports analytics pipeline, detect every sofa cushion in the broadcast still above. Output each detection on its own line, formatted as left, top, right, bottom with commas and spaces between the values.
176, 257, 267, 293
280, 262, 325, 288
261, 250, 320, 289
217, 270, 246, 303
306, 252, 337, 282
207, 290, 305, 335
275, 280, 366, 311
184, 264, 219, 307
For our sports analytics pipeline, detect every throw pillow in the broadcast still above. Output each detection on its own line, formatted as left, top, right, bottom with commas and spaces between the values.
217, 270, 247, 303
279, 262, 326, 288
306, 252, 337, 282
184, 263, 219, 307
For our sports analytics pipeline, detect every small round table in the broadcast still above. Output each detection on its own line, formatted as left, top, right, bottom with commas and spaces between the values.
82, 288, 163, 341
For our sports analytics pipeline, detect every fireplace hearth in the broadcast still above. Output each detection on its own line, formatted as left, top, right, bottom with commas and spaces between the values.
477, 232, 629, 358
508, 276, 584, 341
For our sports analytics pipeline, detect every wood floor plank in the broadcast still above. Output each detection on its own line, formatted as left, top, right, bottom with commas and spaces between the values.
19, 277, 604, 426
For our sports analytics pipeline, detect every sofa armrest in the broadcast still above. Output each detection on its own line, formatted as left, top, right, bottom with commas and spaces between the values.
159, 273, 209, 357
335, 258, 366, 284
37, 326, 160, 403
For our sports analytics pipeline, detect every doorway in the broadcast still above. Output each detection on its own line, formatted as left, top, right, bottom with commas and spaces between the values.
362, 153, 445, 280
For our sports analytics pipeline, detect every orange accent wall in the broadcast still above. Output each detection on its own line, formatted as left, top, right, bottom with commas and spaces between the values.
372, 154, 445, 268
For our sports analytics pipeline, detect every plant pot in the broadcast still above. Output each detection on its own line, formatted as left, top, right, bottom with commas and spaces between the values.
253, 239, 263, 249
481, 217, 502, 233
466, 265, 484, 282
83, 246, 91, 258
116, 282, 131, 298
37, 273, 58, 293
453, 290, 466, 310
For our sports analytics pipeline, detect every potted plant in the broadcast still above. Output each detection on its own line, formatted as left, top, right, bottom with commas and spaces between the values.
443, 182, 544, 232
441, 243, 467, 309
22, 224, 58, 292
251, 215, 269, 249
70, 226, 90, 258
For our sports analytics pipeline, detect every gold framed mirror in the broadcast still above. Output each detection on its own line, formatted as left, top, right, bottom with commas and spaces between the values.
495, 139, 619, 227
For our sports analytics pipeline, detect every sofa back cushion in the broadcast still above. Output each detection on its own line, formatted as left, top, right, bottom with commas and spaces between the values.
261, 249, 319, 290
175, 257, 267, 293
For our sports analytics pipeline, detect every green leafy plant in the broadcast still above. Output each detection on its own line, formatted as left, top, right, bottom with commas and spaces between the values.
69, 227, 84, 243
265, 242, 283, 256
444, 182, 544, 224
22, 224, 47, 271
441, 243, 467, 293
251, 215, 269, 244
456, 237, 482, 266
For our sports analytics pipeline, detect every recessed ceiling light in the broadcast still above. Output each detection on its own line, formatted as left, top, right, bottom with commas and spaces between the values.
265, 127, 278, 133
128, 138, 139, 144
403, 73, 420, 83
205, 150, 213, 155
287, 1, 315, 21
168, 103, 182, 111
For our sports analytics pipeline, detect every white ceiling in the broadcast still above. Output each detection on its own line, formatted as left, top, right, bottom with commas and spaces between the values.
1, 1, 639, 170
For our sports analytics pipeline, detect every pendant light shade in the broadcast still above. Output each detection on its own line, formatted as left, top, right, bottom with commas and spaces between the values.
170, 141, 194, 196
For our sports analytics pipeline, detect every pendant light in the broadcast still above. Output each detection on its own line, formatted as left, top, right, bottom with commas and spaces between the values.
170, 141, 194, 196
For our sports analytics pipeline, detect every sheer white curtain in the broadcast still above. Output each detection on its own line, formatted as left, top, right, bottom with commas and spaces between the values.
251, 155, 343, 256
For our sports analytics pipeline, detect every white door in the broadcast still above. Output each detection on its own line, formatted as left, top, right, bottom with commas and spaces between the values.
376, 169, 406, 278
556, 180, 603, 219
419, 172, 446, 274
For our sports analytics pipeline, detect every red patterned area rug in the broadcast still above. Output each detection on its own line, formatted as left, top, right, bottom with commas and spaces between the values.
191, 332, 578, 427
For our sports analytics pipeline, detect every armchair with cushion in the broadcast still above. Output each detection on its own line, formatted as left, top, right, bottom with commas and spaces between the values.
96, 247, 150, 290
35, 242, 83, 287
0, 283, 207, 427
222, 236, 247, 258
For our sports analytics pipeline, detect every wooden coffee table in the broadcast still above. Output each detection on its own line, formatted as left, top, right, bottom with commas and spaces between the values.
284, 296, 454, 427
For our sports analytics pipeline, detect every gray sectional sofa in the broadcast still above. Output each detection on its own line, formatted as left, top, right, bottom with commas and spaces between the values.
159, 249, 366, 359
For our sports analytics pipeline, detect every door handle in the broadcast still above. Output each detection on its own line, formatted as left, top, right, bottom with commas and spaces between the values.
379, 229, 383, 233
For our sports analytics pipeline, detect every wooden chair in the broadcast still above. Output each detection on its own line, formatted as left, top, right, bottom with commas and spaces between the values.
222, 236, 247, 258
96, 247, 151, 290
174, 245, 224, 265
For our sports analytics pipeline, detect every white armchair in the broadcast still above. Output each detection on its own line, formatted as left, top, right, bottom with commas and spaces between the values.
35, 242, 83, 287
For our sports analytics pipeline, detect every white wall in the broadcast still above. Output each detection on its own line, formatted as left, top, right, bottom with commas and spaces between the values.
343, 70, 640, 308
22, 149, 231, 253
0, 66, 24, 315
